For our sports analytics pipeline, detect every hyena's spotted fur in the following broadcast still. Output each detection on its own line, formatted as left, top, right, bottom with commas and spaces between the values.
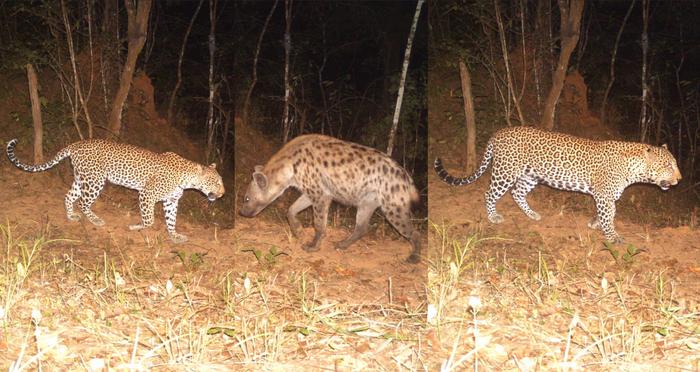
239, 134, 422, 263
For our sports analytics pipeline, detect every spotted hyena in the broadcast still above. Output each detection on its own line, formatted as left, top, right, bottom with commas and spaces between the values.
239, 134, 422, 263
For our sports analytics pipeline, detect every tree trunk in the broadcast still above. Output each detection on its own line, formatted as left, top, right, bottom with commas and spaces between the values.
167, 0, 203, 125
108, 0, 152, 136
101, 0, 120, 114
601, 0, 635, 126
206, 0, 217, 160
26, 64, 43, 163
387, 0, 424, 156
61, 0, 95, 138
540, 0, 584, 131
242, 0, 278, 128
458, 60, 477, 173
281, 0, 292, 143
494, 0, 524, 126
639, 0, 650, 142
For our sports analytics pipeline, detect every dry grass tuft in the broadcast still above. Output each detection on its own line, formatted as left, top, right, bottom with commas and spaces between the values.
0, 222, 427, 370
427, 221, 700, 371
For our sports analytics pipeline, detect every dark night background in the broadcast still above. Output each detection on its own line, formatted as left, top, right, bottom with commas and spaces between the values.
0, 0, 427, 193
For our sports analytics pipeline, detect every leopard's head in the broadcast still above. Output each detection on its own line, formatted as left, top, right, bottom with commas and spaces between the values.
195, 163, 225, 201
643, 144, 682, 190
239, 165, 292, 218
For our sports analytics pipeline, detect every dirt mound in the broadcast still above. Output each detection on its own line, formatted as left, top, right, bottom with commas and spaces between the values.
234, 115, 279, 178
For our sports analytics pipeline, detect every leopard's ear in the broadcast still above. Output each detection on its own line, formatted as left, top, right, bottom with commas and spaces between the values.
209, 163, 217, 169
661, 143, 668, 149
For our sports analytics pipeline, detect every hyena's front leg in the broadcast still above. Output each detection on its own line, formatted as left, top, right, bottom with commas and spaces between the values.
287, 194, 312, 237
303, 195, 331, 252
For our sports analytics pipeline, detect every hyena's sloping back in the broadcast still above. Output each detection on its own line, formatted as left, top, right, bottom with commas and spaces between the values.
278, 135, 419, 208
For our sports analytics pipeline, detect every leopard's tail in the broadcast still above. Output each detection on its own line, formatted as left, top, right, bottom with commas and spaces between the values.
6, 139, 71, 173
434, 141, 494, 186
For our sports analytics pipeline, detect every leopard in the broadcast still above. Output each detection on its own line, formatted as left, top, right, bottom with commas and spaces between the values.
6, 138, 225, 243
239, 134, 422, 263
434, 126, 682, 243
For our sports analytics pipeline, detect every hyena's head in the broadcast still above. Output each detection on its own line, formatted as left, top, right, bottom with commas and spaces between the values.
239, 165, 290, 217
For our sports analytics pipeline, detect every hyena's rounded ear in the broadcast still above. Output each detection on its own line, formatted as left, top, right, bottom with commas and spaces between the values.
252, 166, 267, 189
253, 171, 268, 190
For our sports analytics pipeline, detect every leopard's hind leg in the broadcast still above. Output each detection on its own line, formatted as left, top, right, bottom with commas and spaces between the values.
78, 176, 106, 226
511, 173, 541, 221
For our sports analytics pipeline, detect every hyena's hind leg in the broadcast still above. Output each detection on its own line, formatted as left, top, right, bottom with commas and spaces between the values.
335, 199, 380, 250
65, 174, 82, 222
382, 201, 421, 263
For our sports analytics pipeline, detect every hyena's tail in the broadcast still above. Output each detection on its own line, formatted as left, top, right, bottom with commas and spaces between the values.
434, 141, 494, 186
6, 139, 71, 173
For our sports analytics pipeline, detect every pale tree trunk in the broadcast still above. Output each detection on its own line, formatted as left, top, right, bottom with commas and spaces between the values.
167, 0, 203, 125
281, 0, 292, 143
61, 0, 95, 138
458, 60, 477, 172
601, 0, 635, 126
206, 0, 217, 160
242, 0, 278, 127
387, 0, 424, 156
26, 64, 43, 163
540, 0, 584, 131
639, 0, 650, 142
108, 0, 152, 136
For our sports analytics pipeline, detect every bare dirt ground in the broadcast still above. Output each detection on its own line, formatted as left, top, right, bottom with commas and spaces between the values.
0, 158, 427, 370
427, 67, 700, 370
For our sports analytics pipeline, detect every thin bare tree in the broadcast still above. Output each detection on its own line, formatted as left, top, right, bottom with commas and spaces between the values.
167, 0, 204, 125
459, 60, 477, 172
281, 0, 293, 143
540, 0, 584, 130
242, 0, 278, 127
108, 0, 152, 136
387, 0, 424, 156
26, 64, 43, 162
494, 0, 525, 126
206, 0, 218, 160
601, 0, 635, 126
639, 0, 650, 142
61, 0, 95, 138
